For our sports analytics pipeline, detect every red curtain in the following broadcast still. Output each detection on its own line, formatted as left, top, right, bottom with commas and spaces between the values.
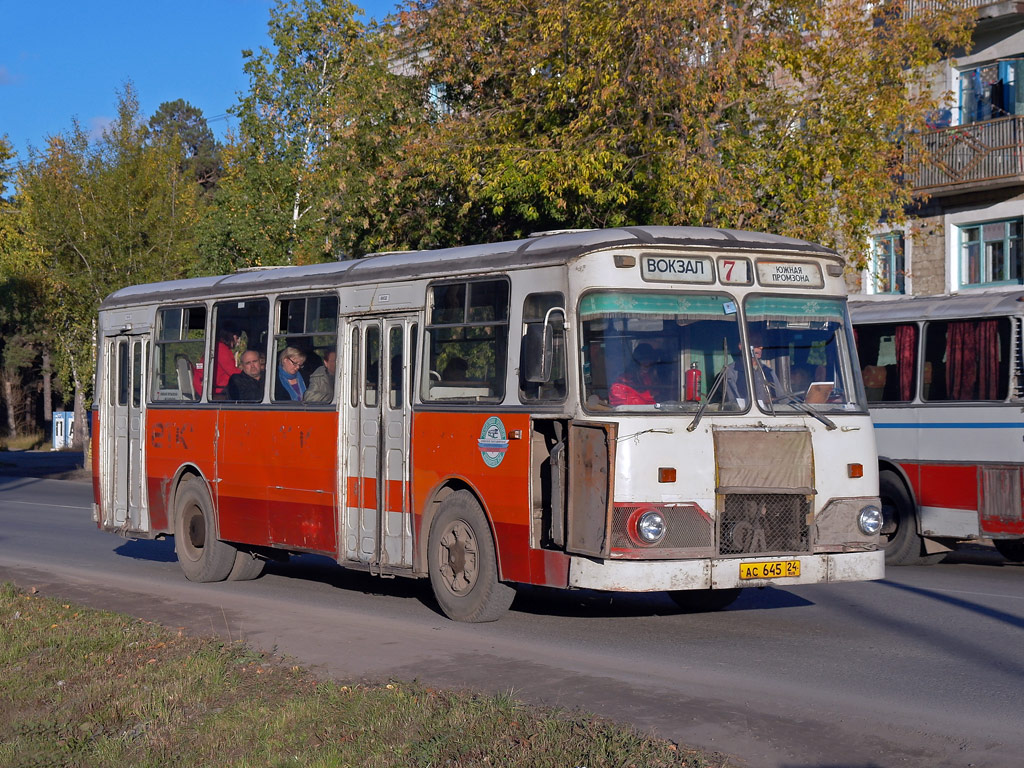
946, 320, 999, 400
895, 324, 916, 401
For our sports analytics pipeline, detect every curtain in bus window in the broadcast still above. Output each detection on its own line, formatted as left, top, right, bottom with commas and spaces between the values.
895, 324, 916, 402
945, 320, 1000, 400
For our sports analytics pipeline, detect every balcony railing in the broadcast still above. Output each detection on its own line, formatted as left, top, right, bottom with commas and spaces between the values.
905, 0, 1024, 21
910, 115, 1024, 195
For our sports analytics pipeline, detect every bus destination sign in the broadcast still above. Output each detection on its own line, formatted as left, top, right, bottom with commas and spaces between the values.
756, 260, 823, 288
639, 254, 715, 284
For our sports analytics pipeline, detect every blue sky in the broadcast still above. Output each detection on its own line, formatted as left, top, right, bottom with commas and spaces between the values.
0, 0, 398, 161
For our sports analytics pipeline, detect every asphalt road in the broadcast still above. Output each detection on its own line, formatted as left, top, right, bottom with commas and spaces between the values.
1, 471, 1022, 768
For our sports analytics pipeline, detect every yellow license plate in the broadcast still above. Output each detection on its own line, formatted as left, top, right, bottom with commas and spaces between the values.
739, 560, 801, 580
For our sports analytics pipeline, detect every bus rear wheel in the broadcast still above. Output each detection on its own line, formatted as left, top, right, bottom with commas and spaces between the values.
994, 538, 1024, 563
879, 470, 944, 566
427, 490, 515, 623
174, 477, 235, 582
668, 588, 742, 612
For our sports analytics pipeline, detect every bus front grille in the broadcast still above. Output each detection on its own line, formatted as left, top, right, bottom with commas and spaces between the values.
719, 494, 810, 556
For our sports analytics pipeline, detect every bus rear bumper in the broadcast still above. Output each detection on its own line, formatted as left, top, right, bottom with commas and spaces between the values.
567, 549, 884, 592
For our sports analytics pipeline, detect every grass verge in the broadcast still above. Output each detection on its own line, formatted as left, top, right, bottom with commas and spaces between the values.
0, 431, 45, 451
0, 582, 733, 767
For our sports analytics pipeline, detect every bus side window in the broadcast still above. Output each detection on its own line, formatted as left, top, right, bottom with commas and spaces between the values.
520, 292, 567, 402
151, 306, 206, 402
923, 318, 1009, 401
423, 279, 509, 403
855, 321, 917, 403
274, 294, 339, 404
213, 299, 270, 402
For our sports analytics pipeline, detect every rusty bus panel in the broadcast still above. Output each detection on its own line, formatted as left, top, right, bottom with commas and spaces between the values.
566, 420, 617, 557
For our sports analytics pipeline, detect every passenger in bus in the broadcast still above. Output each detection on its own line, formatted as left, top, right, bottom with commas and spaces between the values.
226, 349, 265, 402
789, 365, 814, 396
609, 343, 662, 406
276, 347, 308, 401
195, 323, 243, 399
442, 356, 469, 381
303, 349, 337, 403
724, 333, 780, 407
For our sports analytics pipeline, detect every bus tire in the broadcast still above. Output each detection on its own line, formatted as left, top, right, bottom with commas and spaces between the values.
227, 549, 266, 581
879, 470, 943, 566
668, 588, 742, 612
994, 538, 1024, 563
173, 477, 235, 583
427, 490, 515, 623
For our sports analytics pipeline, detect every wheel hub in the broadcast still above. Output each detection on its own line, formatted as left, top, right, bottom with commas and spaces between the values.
439, 520, 478, 595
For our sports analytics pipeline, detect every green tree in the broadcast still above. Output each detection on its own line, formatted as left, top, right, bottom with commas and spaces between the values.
14, 85, 204, 446
148, 99, 223, 191
206, 0, 368, 268
373, 0, 974, 262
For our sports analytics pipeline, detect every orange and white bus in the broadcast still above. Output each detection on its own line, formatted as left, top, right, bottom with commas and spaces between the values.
850, 290, 1024, 565
92, 227, 884, 622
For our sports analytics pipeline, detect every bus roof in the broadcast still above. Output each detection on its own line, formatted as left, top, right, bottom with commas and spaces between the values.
100, 225, 839, 310
849, 289, 1024, 323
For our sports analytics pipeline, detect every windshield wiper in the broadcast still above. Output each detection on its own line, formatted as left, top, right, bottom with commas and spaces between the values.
686, 366, 727, 432
774, 391, 837, 431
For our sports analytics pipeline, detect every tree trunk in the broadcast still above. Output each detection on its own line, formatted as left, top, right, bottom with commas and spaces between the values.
71, 380, 86, 451
2, 375, 18, 439
42, 346, 53, 432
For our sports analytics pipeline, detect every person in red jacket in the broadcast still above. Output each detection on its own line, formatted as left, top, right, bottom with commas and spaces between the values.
193, 324, 242, 399
610, 343, 662, 406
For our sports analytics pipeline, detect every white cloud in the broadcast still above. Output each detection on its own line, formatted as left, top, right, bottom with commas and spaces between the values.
88, 115, 113, 140
0, 66, 18, 86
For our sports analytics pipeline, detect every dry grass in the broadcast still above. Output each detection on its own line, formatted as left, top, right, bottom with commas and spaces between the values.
0, 431, 46, 451
0, 582, 734, 768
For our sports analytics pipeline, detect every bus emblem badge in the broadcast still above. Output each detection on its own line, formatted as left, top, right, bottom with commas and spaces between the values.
478, 417, 509, 468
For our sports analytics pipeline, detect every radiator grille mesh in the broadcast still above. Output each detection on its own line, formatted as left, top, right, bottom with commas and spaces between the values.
719, 494, 810, 555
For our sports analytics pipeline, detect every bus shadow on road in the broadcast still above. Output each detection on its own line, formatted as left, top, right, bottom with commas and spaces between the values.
107, 542, 817, 620
511, 584, 813, 619
113, 538, 177, 563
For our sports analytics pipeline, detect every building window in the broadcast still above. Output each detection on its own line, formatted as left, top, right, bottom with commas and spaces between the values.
960, 60, 1024, 125
960, 219, 1023, 287
871, 233, 905, 294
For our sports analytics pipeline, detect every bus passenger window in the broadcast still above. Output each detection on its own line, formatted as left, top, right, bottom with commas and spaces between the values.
853, 322, 916, 402
424, 279, 509, 403
273, 294, 339, 404
923, 318, 1009, 401
213, 299, 269, 402
151, 306, 206, 402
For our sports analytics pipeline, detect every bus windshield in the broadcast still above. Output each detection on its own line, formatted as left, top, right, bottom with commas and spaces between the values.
579, 291, 864, 414
742, 295, 864, 414
580, 291, 744, 412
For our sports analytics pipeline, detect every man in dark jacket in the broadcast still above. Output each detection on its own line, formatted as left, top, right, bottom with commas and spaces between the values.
226, 349, 266, 402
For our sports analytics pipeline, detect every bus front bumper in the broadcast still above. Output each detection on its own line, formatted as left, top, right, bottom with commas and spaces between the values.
567, 549, 884, 592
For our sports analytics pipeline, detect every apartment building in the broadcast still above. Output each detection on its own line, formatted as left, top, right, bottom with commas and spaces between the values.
860, 0, 1024, 296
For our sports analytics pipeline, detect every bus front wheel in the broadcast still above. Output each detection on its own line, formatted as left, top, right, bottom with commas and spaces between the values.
879, 470, 944, 566
427, 490, 516, 623
173, 477, 236, 582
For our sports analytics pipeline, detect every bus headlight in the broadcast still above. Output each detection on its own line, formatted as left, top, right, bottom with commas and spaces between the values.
858, 505, 883, 536
636, 509, 667, 545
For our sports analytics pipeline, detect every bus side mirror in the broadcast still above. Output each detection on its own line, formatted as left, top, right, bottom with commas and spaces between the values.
523, 323, 553, 383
